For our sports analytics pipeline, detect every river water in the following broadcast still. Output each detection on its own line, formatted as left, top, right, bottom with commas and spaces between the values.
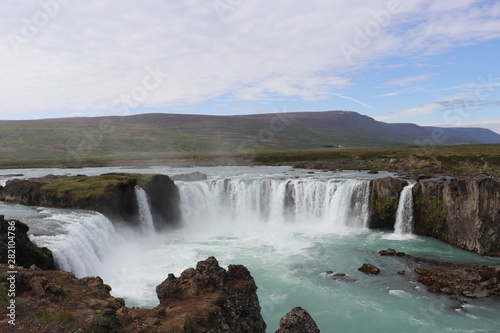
1, 166, 499, 332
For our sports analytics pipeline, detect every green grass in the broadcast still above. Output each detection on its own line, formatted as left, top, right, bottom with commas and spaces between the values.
38, 173, 155, 203
0, 144, 499, 177
1, 112, 498, 166
38, 310, 80, 331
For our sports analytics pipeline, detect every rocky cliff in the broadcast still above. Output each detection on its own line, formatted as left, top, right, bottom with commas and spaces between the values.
368, 177, 408, 229
0, 256, 318, 332
367, 176, 500, 256
412, 176, 500, 255
275, 307, 320, 333
0, 215, 56, 270
156, 256, 267, 332
0, 173, 180, 229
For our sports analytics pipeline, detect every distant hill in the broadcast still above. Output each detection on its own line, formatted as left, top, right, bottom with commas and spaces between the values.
0, 111, 499, 161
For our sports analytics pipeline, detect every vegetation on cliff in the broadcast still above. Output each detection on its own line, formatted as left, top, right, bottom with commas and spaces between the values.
0, 173, 181, 229
38, 173, 154, 203
368, 177, 408, 229
412, 176, 500, 256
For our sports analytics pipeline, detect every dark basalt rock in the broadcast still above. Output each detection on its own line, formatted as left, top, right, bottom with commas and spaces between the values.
0, 173, 181, 229
156, 256, 267, 333
358, 263, 380, 275
333, 274, 357, 283
367, 175, 500, 256
378, 249, 500, 298
416, 174, 431, 181
414, 266, 499, 298
0, 215, 56, 270
412, 176, 500, 255
0, 257, 281, 332
378, 248, 406, 256
138, 174, 181, 229
368, 177, 408, 229
275, 307, 320, 333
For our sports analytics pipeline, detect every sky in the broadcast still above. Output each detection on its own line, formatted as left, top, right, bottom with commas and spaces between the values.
1, 0, 499, 133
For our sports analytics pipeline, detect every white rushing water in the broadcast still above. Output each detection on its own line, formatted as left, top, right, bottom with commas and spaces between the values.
394, 183, 415, 235
30, 211, 118, 278
134, 186, 155, 234
178, 177, 371, 230
1, 166, 500, 332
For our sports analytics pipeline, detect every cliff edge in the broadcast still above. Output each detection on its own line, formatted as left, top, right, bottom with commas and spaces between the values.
412, 176, 500, 255
0, 173, 180, 229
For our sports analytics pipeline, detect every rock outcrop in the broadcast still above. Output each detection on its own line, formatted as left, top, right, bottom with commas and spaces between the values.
412, 176, 500, 255
170, 171, 208, 181
368, 177, 408, 229
0, 265, 126, 332
415, 265, 500, 298
137, 174, 181, 229
275, 307, 320, 333
0, 173, 181, 229
0, 257, 271, 332
377, 249, 500, 299
156, 256, 267, 333
358, 263, 380, 275
0, 215, 56, 270
365, 175, 500, 256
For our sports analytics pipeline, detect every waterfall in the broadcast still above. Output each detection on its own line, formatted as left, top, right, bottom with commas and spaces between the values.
178, 177, 371, 230
135, 186, 155, 233
394, 183, 415, 234
30, 211, 117, 278
28, 175, 373, 280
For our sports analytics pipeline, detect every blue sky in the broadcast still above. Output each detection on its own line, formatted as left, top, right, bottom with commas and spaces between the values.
1, 0, 499, 132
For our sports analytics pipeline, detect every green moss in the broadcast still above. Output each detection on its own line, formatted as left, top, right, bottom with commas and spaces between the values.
89, 313, 120, 333
39, 173, 155, 202
374, 198, 397, 215
483, 237, 500, 254
431, 198, 448, 228
415, 194, 448, 229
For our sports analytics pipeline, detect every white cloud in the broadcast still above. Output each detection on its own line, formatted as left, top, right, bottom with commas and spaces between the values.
375, 103, 440, 121
374, 92, 400, 97
383, 73, 436, 86
429, 119, 500, 134
330, 93, 371, 108
0, 0, 499, 117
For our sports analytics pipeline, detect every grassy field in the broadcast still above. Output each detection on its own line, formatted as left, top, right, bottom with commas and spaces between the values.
2, 112, 499, 165
0, 144, 498, 177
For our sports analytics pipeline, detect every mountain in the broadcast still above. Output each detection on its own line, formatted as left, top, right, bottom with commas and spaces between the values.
0, 111, 499, 161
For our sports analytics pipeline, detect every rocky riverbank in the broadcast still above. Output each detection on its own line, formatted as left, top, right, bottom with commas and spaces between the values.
378, 249, 500, 299
0, 259, 319, 333
0, 216, 319, 332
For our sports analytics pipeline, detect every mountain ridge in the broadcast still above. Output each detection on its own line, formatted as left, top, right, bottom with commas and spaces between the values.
0, 111, 499, 161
